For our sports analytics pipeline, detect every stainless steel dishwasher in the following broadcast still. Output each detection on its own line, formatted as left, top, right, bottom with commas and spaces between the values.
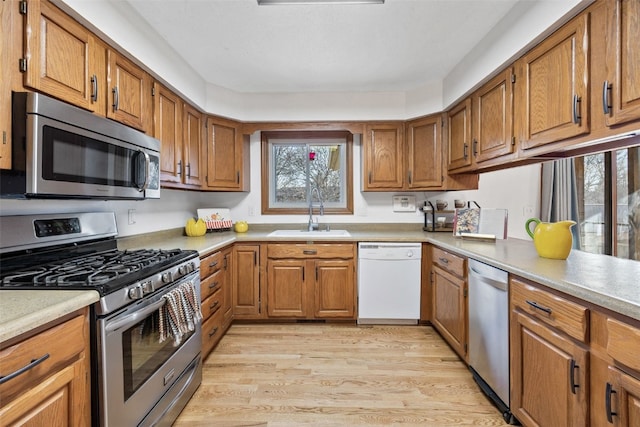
357, 242, 422, 324
468, 259, 517, 424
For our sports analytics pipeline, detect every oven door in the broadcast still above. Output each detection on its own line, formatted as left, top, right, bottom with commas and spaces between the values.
96, 273, 201, 427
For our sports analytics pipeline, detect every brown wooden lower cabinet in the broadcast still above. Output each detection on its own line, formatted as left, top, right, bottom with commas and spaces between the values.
232, 244, 262, 319
265, 243, 356, 320
0, 309, 90, 426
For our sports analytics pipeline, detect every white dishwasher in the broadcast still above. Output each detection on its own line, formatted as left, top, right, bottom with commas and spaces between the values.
357, 242, 422, 324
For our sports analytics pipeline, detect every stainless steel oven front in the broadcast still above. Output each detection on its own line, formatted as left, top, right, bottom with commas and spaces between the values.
96, 271, 202, 427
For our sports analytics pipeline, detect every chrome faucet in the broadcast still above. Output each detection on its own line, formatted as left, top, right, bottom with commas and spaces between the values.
308, 186, 324, 231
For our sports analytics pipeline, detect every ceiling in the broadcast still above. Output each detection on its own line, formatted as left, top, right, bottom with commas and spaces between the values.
123, 0, 523, 94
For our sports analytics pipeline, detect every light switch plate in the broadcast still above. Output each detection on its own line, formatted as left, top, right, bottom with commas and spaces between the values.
392, 195, 416, 212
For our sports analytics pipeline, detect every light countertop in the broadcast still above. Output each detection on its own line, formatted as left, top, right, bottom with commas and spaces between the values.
3, 223, 638, 345
0, 290, 99, 344
118, 224, 640, 322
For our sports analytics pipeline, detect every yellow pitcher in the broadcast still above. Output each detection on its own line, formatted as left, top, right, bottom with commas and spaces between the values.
525, 218, 576, 260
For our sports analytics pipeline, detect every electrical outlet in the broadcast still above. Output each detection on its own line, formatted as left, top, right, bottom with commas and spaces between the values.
523, 205, 534, 216
128, 209, 136, 225
248, 206, 256, 216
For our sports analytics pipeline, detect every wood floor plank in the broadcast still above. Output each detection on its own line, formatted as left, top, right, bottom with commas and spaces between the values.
174, 324, 510, 426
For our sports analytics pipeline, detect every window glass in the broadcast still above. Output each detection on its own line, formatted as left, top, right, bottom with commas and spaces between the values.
262, 131, 353, 215
618, 147, 640, 260
579, 153, 606, 254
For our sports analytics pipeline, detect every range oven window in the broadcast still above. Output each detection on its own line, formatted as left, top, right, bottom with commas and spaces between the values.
41, 125, 159, 190
121, 309, 193, 400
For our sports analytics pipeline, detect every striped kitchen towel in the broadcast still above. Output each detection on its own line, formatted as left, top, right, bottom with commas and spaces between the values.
159, 281, 202, 346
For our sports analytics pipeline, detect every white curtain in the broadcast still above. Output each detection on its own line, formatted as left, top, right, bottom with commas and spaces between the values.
540, 159, 582, 249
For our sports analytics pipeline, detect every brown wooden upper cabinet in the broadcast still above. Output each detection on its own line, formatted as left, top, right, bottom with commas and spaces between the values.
22, 0, 106, 115
107, 51, 153, 133
406, 115, 443, 189
447, 99, 473, 170
156, 82, 203, 188
362, 123, 404, 190
205, 116, 249, 191
603, 0, 640, 127
516, 12, 589, 150
448, 69, 515, 172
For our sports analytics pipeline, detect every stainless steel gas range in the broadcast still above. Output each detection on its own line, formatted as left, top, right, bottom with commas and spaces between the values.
0, 212, 202, 427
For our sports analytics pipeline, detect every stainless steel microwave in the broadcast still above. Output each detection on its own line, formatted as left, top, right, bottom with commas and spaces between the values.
1, 92, 160, 200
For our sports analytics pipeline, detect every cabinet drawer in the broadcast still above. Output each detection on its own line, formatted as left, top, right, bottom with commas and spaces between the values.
511, 278, 589, 343
200, 269, 223, 301
606, 318, 640, 372
432, 246, 466, 277
267, 244, 355, 259
202, 306, 224, 357
200, 251, 223, 278
0, 313, 86, 400
201, 287, 223, 321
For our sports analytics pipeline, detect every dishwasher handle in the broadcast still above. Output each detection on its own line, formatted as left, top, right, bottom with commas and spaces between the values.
468, 266, 508, 292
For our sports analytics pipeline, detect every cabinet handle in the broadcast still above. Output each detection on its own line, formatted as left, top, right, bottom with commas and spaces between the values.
223, 254, 228, 270
472, 139, 478, 157
408, 171, 412, 185
208, 326, 219, 338
438, 257, 449, 264
572, 94, 581, 124
236, 171, 240, 184
209, 260, 218, 269
0, 353, 50, 385
177, 160, 182, 176
302, 266, 305, 281
186, 163, 191, 178
605, 382, 617, 423
209, 281, 219, 290
569, 359, 579, 394
112, 87, 119, 111
210, 300, 220, 311
463, 143, 468, 159
368, 171, 372, 184
525, 299, 552, 315
303, 250, 317, 255
602, 81, 612, 115
91, 75, 98, 102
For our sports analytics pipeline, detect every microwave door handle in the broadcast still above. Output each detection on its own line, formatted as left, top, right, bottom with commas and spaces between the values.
134, 150, 151, 192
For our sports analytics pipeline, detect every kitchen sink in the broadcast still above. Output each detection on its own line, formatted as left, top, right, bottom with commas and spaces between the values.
267, 229, 351, 238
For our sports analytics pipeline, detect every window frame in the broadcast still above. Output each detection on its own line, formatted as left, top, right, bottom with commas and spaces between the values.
260, 130, 354, 215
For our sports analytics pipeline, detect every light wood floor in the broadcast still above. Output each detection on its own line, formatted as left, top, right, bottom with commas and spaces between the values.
174, 323, 509, 426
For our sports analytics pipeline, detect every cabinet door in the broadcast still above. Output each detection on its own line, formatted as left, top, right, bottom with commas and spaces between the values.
155, 83, 183, 185
232, 244, 261, 317
474, 68, 515, 162
518, 13, 589, 149
1, 0, 18, 170
314, 260, 355, 319
606, 367, 640, 427
222, 247, 233, 326
431, 265, 467, 359
267, 259, 308, 318
510, 310, 588, 427
107, 51, 151, 132
604, 0, 640, 126
0, 358, 88, 426
362, 123, 403, 190
23, 0, 100, 112
406, 115, 443, 189
206, 117, 242, 190
183, 103, 204, 187
447, 98, 473, 170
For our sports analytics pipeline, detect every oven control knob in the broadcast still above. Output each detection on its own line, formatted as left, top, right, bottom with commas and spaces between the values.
178, 265, 187, 275
162, 272, 172, 283
128, 285, 144, 300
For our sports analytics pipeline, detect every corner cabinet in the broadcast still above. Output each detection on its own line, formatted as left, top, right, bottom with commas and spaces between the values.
0, 309, 91, 426
430, 246, 468, 361
205, 116, 249, 191
509, 277, 589, 427
266, 243, 356, 320
516, 12, 589, 150
362, 123, 404, 190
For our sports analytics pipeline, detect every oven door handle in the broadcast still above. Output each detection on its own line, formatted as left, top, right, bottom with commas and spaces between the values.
105, 299, 166, 333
